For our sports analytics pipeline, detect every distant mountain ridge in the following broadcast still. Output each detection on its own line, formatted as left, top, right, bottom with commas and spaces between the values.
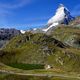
0, 28, 21, 48
0, 28, 20, 40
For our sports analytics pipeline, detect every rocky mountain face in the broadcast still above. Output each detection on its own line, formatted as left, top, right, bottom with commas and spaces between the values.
0, 28, 21, 48
70, 16, 80, 26
0, 28, 20, 40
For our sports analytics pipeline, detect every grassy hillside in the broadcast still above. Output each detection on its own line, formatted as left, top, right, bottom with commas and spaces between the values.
0, 32, 66, 64
51, 26, 80, 48
0, 29, 80, 72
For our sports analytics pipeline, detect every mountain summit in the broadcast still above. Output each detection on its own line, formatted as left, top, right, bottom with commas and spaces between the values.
43, 4, 74, 32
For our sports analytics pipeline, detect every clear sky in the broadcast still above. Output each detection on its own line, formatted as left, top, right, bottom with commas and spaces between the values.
0, 0, 80, 30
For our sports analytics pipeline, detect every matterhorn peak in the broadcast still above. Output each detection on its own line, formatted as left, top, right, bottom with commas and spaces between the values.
59, 4, 64, 7
58, 4, 67, 9
42, 4, 74, 32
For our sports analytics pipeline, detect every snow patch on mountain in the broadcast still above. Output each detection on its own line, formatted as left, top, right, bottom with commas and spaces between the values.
20, 30, 26, 34
42, 23, 59, 32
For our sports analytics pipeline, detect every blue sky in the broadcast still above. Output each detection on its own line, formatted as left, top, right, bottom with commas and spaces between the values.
0, 0, 80, 30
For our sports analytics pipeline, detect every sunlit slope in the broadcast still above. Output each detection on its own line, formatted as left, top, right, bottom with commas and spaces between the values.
51, 26, 80, 48
0, 30, 80, 72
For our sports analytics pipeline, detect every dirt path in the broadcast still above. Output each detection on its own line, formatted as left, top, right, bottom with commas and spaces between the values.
0, 69, 80, 79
